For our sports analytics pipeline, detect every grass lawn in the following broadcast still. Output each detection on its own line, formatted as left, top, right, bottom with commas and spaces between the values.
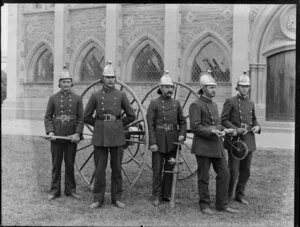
1, 134, 294, 226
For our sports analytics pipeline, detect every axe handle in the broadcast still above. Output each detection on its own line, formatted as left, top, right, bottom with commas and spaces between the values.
40, 135, 73, 141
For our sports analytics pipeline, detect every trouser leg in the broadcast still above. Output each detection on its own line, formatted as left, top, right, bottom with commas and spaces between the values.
162, 149, 177, 199
110, 146, 124, 202
228, 149, 240, 201
93, 146, 108, 203
64, 143, 77, 195
235, 151, 253, 199
152, 151, 164, 200
196, 155, 211, 210
212, 156, 230, 210
50, 142, 64, 196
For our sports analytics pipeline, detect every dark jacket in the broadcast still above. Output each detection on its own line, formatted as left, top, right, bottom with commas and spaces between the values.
44, 90, 84, 141
146, 96, 187, 153
221, 94, 261, 151
189, 95, 225, 158
83, 87, 135, 147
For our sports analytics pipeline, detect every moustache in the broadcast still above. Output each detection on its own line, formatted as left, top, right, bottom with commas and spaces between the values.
167, 91, 173, 95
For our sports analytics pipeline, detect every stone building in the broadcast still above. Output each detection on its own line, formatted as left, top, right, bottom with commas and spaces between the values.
3, 4, 295, 133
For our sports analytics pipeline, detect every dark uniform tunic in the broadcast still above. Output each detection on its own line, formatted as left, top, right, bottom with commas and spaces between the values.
83, 86, 135, 204
146, 95, 186, 200
44, 90, 84, 196
221, 94, 261, 200
189, 95, 230, 210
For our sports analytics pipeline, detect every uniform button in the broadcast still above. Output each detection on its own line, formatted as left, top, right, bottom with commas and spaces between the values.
212, 121, 215, 125
101, 102, 104, 104
60, 100, 63, 102
239, 110, 242, 113
114, 97, 116, 100
61, 105, 63, 107
69, 104, 72, 107
240, 116, 243, 119
69, 110, 71, 112
102, 97, 104, 99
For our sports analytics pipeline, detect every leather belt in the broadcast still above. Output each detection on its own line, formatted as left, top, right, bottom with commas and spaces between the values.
55, 115, 77, 121
241, 123, 252, 131
97, 114, 121, 121
156, 124, 177, 131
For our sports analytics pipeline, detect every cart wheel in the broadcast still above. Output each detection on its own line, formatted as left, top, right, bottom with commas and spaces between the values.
230, 139, 249, 160
75, 80, 149, 193
141, 82, 199, 180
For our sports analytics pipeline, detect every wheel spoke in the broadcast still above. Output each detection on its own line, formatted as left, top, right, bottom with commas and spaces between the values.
122, 167, 132, 184
173, 84, 178, 99
89, 171, 95, 185
182, 90, 192, 109
179, 149, 193, 174
79, 150, 94, 171
125, 119, 144, 129
124, 148, 143, 167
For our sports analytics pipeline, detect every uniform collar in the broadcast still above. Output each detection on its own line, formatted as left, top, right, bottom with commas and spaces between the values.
60, 90, 71, 96
103, 86, 115, 93
160, 95, 172, 101
237, 93, 248, 100
200, 94, 212, 103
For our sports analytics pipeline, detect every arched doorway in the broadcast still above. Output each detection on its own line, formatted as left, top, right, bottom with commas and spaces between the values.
266, 50, 295, 121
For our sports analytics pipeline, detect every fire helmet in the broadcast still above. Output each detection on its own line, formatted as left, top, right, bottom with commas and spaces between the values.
199, 70, 216, 88
237, 70, 250, 86
59, 65, 72, 82
102, 60, 116, 77
160, 70, 174, 86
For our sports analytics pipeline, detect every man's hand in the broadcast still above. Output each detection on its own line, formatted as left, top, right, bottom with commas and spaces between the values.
150, 144, 158, 152
70, 133, 80, 143
47, 132, 56, 141
178, 135, 185, 142
236, 128, 247, 135
212, 129, 225, 137
224, 128, 237, 136
251, 125, 260, 134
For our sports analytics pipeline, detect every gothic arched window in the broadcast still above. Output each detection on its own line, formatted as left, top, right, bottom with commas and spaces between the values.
80, 47, 105, 81
34, 49, 53, 82
191, 42, 230, 82
132, 44, 164, 82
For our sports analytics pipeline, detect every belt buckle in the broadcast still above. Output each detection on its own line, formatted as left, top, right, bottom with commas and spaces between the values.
61, 115, 67, 122
241, 123, 248, 130
104, 114, 112, 121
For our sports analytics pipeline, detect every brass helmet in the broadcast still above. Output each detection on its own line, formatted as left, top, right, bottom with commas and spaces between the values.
59, 65, 72, 82
236, 70, 250, 90
159, 70, 174, 86
102, 60, 116, 77
199, 70, 216, 89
